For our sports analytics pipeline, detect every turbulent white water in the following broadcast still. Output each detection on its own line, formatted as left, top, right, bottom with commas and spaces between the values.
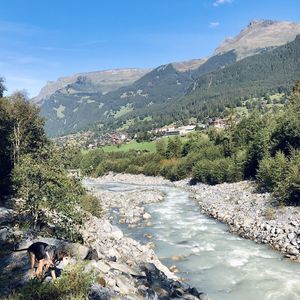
86, 180, 300, 300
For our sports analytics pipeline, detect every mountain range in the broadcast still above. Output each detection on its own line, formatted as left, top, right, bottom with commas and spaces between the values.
34, 20, 300, 137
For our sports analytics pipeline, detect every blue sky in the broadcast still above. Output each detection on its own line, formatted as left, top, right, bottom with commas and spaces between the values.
1, 0, 300, 97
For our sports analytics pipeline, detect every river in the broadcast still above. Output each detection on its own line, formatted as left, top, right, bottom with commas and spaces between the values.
85, 180, 300, 300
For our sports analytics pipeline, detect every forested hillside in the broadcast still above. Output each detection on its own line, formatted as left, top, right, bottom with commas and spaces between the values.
37, 22, 300, 137
113, 34, 300, 133
80, 80, 300, 205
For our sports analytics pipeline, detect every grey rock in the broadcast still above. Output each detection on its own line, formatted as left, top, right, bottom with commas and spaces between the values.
88, 284, 116, 300
199, 293, 211, 300
109, 261, 141, 276
115, 275, 135, 294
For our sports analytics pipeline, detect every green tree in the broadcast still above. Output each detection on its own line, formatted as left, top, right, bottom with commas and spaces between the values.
13, 148, 84, 234
256, 152, 288, 192
156, 138, 166, 156
0, 92, 47, 197
165, 136, 182, 158
272, 81, 300, 155
0, 97, 12, 195
0, 77, 6, 97
8, 92, 47, 166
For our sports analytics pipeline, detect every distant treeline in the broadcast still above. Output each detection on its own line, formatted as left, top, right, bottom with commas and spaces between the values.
79, 81, 300, 205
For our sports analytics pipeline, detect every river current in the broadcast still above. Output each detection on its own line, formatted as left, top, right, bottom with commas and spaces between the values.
85, 180, 300, 300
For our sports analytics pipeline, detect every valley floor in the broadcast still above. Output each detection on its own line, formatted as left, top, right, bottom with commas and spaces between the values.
93, 173, 300, 261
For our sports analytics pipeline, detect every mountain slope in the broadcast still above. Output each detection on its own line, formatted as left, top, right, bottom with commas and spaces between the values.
142, 34, 300, 127
215, 19, 300, 59
33, 68, 150, 104
38, 20, 300, 137
41, 64, 194, 136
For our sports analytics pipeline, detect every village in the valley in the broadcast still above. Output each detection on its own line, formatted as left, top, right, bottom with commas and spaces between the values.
52, 117, 227, 149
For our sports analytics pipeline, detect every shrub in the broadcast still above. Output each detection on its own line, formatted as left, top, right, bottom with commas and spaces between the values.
192, 158, 235, 185
80, 194, 103, 218
80, 149, 106, 175
7, 263, 94, 300
125, 164, 144, 174
275, 150, 300, 205
160, 159, 189, 181
142, 161, 161, 176
256, 152, 288, 192
92, 163, 106, 177
13, 153, 84, 232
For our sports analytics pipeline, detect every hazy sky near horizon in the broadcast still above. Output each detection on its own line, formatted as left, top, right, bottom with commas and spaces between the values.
1, 0, 300, 97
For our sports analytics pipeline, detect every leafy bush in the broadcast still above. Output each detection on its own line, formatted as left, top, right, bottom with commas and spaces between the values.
125, 164, 144, 174
192, 157, 236, 185
80, 149, 106, 175
13, 151, 84, 232
159, 158, 189, 181
80, 194, 103, 218
141, 161, 161, 176
256, 151, 288, 192
275, 150, 300, 205
6, 263, 94, 300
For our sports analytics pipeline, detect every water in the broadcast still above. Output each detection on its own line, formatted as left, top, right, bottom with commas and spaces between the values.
85, 180, 300, 300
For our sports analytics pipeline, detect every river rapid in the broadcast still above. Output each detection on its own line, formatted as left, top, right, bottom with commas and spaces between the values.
86, 180, 300, 300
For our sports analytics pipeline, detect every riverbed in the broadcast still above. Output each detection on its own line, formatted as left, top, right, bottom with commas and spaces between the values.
85, 179, 300, 300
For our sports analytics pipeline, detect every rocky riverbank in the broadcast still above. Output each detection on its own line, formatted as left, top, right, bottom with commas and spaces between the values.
174, 179, 300, 261
0, 177, 207, 299
85, 177, 165, 226
91, 173, 300, 261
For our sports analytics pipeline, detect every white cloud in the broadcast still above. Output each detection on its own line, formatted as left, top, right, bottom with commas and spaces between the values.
213, 0, 232, 7
209, 22, 220, 28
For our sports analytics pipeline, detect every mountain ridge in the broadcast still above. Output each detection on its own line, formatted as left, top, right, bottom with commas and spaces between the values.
36, 19, 300, 137
215, 19, 300, 59
33, 68, 151, 104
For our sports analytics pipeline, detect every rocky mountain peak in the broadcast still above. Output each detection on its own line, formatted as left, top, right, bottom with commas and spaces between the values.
247, 19, 278, 28
215, 19, 300, 59
32, 68, 151, 104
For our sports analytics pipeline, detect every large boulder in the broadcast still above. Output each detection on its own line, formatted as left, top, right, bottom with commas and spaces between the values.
0, 207, 15, 226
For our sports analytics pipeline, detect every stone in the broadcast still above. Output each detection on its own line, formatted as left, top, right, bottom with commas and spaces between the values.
0, 227, 9, 242
88, 284, 116, 300
288, 233, 296, 241
108, 227, 123, 240
144, 233, 153, 239
107, 248, 121, 260
199, 293, 211, 300
85, 248, 100, 261
96, 261, 111, 273
143, 213, 152, 220
0, 207, 14, 225
109, 261, 141, 276
170, 255, 186, 261
147, 242, 156, 249
115, 275, 135, 294
169, 265, 179, 273
153, 287, 169, 297
97, 276, 106, 287
64, 243, 90, 260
